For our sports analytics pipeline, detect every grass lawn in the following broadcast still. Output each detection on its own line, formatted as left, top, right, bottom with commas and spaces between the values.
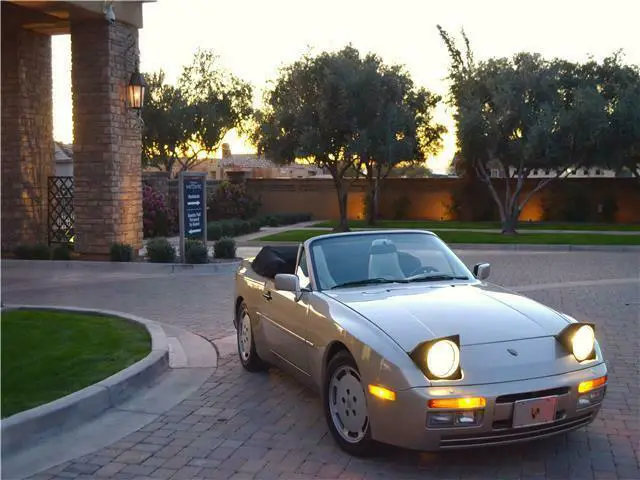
312, 220, 640, 231
257, 229, 640, 246
1, 309, 151, 418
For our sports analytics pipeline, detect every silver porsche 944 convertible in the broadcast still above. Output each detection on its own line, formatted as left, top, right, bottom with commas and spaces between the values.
233, 230, 607, 456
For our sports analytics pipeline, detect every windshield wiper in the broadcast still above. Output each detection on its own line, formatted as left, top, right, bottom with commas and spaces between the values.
330, 277, 408, 289
405, 273, 469, 283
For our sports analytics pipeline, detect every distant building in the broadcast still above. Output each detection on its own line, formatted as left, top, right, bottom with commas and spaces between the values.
490, 165, 618, 179
143, 143, 331, 180
54, 142, 73, 176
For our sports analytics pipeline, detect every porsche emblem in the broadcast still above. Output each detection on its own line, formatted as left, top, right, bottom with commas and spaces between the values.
507, 348, 518, 356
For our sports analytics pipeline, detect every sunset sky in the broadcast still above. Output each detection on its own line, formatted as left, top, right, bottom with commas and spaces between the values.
52, 0, 640, 173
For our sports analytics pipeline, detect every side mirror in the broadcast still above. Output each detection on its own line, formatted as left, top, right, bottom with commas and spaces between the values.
275, 273, 300, 293
473, 262, 491, 280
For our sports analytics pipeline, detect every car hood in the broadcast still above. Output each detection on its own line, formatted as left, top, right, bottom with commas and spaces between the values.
325, 282, 571, 353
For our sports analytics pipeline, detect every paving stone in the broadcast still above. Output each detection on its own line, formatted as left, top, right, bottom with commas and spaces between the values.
114, 450, 152, 465
160, 455, 192, 470
94, 462, 127, 477
207, 446, 238, 461
146, 468, 176, 479
188, 458, 221, 468
17, 252, 639, 480
120, 464, 156, 476
170, 466, 204, 479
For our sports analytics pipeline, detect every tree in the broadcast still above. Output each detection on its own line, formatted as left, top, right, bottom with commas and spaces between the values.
388, 162, 433, 178
354, 63, 445, 224
142, 49, 253, 177
438, 26, 620, 232
588, 54, 640, 178
252, 46, 371, 231
253, 45, 444, 230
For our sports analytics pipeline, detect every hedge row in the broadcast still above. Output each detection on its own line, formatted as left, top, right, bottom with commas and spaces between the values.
144, 237, 237, 263
207, 212, 312, 240
13, 244, 72, 261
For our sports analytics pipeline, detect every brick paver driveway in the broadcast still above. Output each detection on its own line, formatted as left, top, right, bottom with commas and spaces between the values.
3, 250, 639, 480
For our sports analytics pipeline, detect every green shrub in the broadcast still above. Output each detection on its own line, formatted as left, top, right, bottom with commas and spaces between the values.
542, 183, 593, 222
110, 242, 134, 262
267, 216, 281, 227
228, 219, 243, 235
14, 245, 34, 259
392, 196, 412, 220
207, 222, 223, 241
13, 244, 51, 260
51, 245, 72, 261
146, 237, 176, 263
259, 213, 311, 226
185, 238, 209, 264
214, 237, 236, 259
242, 220, 256, 235
279, 213, 293, 225
31, 244, 51, 260
250, 218, 262, 231
219, 220, 236, 237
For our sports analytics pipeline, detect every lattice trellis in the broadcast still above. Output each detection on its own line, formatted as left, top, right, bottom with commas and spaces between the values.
48, 176, 75, 246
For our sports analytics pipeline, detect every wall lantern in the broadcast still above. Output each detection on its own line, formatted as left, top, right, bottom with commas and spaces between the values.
127, 68, 146, 110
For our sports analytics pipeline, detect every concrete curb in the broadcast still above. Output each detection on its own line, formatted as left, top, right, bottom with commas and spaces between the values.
0, 305, 171, 456
0, 259, 241, 274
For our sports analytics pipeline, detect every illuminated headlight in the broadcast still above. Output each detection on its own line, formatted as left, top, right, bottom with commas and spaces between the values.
572, 325, 595, 362
556, 322, 597, 362
427, 340, 460, 378
410, 335, 462, 380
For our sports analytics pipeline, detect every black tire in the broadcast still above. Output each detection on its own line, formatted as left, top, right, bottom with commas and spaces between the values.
323, 350, 377, 456
236, 302, 266, 372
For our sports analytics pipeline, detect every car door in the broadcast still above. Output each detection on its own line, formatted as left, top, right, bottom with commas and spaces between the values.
259, 246, 312, 375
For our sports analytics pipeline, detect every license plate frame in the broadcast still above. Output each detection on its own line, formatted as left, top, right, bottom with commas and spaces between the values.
512, 395, 558, 428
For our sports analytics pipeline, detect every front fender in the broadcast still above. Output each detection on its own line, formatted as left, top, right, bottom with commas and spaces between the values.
306, 292, 428, 394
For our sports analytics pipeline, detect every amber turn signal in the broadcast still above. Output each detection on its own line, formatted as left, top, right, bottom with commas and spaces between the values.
428, 397, 486, 409
368, 385, 396, 401
578, 375, 607, 394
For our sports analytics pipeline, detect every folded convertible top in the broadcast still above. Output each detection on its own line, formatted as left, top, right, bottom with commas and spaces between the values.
251, 245, 299, 278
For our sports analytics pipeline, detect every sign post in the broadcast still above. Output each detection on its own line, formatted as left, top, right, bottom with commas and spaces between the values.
178, 171, 207, 263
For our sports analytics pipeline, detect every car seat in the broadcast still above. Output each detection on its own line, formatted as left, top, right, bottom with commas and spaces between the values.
368, 238, 405, 280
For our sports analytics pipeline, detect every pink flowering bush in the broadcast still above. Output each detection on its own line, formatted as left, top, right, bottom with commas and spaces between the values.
143, 184, 176, 238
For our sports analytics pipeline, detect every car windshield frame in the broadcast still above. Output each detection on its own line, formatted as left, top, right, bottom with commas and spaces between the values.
305, 230, 476, 291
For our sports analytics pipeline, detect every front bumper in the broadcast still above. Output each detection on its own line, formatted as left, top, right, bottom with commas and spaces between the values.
367, 362, 607, 451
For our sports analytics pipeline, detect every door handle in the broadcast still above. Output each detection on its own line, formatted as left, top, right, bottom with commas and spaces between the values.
262, 291, 272, 301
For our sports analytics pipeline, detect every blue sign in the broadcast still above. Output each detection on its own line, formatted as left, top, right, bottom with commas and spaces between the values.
182, 177, 205, 239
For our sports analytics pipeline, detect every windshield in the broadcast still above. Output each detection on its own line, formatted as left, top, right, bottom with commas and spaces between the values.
308, 231, 474, 290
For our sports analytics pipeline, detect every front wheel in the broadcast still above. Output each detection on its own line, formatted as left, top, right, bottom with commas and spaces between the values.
323, 350, 377, 456
236, 302, 266, 371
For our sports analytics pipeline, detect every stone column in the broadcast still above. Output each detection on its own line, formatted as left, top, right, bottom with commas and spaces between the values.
70, 19, 143, 257
1, 23, 53, 251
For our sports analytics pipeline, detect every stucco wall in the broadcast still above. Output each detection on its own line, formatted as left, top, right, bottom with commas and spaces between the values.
245, 177, 640, 223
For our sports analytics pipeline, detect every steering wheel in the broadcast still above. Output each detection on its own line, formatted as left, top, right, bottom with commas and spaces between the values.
408, 265, 439, 276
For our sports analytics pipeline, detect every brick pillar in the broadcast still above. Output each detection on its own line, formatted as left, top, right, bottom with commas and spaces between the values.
1, 23, 53, 251
70, 20, 143, 257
